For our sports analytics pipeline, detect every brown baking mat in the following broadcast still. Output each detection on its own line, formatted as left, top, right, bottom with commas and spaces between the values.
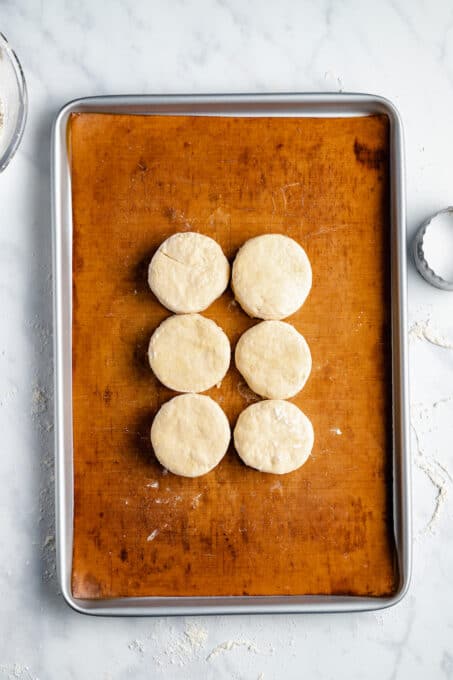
70, 112, 396, 599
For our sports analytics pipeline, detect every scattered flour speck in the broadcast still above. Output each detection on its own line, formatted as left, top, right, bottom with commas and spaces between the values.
147, 529, 159, 542
128, 639, 145, 654
32, 387, 47, 416
0, 386, 18, 407
184, 622, 208, 648
191, 493, 203, 509
0, 664, 38, 680
152, 622, 208, 668
411, 401, 452, 534
207, 639, 260, 661
409, 318, 453, 349
154, 495, 182, 505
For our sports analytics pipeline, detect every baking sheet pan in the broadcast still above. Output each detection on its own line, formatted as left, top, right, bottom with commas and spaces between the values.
52, 93, 410, 615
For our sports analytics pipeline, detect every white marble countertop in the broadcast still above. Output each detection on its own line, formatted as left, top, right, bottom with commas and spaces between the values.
1, 1, 453, 678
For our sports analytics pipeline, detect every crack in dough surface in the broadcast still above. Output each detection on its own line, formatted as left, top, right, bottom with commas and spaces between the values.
148, 231, 230, 313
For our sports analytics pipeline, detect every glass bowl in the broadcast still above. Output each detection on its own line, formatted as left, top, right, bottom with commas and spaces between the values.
0, 33, 27, 172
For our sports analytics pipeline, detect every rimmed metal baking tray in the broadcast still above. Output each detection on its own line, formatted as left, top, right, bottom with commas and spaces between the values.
52, 93, 410, 615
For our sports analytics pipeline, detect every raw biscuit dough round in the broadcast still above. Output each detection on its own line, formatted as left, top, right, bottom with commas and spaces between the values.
148, 231, 230, 313
148, 314, 230, 393
235, 320, 311, 399
232, 234, 312, 319
234, 400, 314, 474
151, 394, 230, 477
